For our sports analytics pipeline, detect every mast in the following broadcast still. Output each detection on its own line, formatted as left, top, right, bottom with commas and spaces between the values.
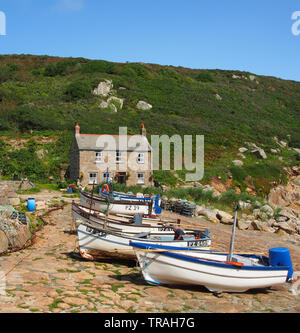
104, 168, 111, 230
227, 204, 240, 262
89, 181, 95, 215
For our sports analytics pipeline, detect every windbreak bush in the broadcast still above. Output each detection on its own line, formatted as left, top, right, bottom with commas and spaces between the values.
196, 71, 214, 83
81, 60, 115, 74
0, 64, 16, 83
65, 80, 92, 100
44, 60, 78, 77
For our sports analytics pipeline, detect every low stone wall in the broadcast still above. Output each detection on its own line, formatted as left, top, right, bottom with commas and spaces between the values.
0, 180, 34, 206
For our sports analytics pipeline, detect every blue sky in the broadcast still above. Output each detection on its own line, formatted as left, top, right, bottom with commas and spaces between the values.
1, 0, 300, 81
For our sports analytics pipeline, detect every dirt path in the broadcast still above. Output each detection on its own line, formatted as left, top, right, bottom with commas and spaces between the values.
0, 204, 299, 313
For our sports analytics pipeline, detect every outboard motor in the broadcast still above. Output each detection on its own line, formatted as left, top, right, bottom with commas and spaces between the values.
269, 247, 293, 281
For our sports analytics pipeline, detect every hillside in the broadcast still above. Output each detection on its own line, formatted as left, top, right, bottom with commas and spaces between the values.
0, 54, 299, 196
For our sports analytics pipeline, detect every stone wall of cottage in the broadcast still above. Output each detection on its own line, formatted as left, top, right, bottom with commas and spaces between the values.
78, 150, 152, 187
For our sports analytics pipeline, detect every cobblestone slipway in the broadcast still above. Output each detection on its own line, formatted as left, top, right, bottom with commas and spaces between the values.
0, 202, 299, 314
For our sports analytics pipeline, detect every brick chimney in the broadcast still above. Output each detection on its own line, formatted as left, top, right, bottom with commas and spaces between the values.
75, 122, 80, 136
140, 123, 146, 136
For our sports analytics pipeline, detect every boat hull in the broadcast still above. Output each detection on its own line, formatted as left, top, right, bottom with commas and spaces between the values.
77, 224, 211, 260
80, 191, 153, 216
131, 242, 289, 293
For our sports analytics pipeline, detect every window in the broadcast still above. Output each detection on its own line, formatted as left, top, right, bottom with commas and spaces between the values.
103, 172, 111, 182
137, 153, 145, 164
137, 172, 145, 185
89, 172, 98, 185
95, 151, 103, 163
116, 151, 123, 163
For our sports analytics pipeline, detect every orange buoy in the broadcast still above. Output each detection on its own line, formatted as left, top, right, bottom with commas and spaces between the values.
101, 184, 110, 193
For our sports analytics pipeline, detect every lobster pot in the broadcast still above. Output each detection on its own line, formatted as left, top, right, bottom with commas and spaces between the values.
269, 247, 293, 280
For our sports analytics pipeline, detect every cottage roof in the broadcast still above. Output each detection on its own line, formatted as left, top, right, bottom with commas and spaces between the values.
75, 134, 152, 152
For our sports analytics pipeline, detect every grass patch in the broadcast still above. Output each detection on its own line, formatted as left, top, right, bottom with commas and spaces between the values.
49, 298, 64, 311
29, 308, 40, 313
111, 284, 125, 292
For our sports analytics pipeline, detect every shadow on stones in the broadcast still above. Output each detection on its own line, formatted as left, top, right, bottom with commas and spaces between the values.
244, 288, 272, 295
108, 272, 148, 286
63, 251, 136, 267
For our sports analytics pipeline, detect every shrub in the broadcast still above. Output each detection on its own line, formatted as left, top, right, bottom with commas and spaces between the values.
219, 190, 239, 206
121, 63, 149, 78
81, 60, 115, 74
153, 170, 178, 187
0, 64, 16, 83
44, 60, 78, 77
64, 80, 92, 100
196, 71, 214, 83
289, 133, 300, 148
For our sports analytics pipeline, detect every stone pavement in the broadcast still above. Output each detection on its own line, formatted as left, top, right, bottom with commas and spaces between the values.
0, 204, 299, 313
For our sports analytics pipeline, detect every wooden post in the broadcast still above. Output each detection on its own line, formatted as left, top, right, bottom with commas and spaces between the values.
148, 200, 153, 217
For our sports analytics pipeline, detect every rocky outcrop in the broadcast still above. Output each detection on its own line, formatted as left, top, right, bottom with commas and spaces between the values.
268, 179, 300, 210
92, 80, 113, 97
137, 101, 152, 111
100, 96, 124, 112
251, 148, 267, 159
244, 142, 267, 159
232, 160, 243, 167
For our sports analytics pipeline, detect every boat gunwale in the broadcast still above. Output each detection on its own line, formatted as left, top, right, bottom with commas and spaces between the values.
81, 190, 152, 206
73, 202, 156, 227
78, 225, 211, 244
100, 191, 155, 201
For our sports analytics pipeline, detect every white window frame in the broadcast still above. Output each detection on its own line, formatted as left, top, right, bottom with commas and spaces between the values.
95, 151, 103, 163
102, 172, 111, 182
137, 152, 145, 164
115, 151, 123, 163
137, 172, 145, 185
88, 172, 98, 185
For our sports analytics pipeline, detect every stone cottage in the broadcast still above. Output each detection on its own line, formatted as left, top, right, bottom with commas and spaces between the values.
69, 123, 153, 187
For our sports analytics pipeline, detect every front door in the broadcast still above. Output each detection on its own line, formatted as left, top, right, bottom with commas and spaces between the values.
117, 172, 127, 185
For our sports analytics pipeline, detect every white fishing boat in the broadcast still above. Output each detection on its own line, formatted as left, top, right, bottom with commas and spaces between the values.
131, 205, 294, 293
131, 242, 293, 293
80, 190, 158, 216
77, 223, 211, 260
72, 202, 205, 237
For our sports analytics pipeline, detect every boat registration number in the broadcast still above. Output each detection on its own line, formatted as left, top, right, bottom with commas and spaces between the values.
125, 205, 140, 211
187, 240, 209, 247
85, 199, 95, 207
160, 227, 173, 231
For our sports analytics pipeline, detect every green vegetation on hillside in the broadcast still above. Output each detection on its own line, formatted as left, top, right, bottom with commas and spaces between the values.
0, 54, 299, 197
